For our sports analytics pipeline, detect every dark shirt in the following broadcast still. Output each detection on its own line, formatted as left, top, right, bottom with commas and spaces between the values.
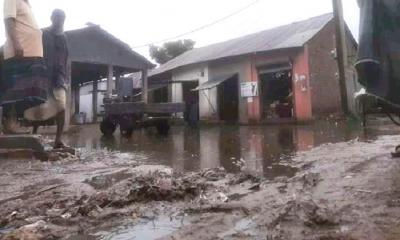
42, 27, 68, 89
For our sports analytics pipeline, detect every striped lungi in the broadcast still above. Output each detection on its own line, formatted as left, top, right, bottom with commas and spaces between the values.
0, 57, 49, 115
24, 87, 66, 121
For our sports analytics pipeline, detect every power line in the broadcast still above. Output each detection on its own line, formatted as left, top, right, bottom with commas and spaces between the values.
132, 0, 260, 49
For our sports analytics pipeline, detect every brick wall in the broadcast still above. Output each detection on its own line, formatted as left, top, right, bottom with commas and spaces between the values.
307, 20, 342, 116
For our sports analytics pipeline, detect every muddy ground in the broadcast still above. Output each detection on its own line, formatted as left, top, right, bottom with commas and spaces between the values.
2, 122, 400, 239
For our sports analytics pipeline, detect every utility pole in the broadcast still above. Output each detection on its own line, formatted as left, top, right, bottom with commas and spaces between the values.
332, 0, 349, 114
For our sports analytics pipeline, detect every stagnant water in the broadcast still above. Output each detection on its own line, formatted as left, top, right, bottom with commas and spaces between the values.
61, 120, 390, 180
95, 216, 190, 240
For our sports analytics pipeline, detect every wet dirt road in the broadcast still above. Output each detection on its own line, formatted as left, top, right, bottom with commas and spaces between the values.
2, 120, 400, 239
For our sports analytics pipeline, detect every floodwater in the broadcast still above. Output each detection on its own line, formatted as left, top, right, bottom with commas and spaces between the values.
62, 120, 389, 180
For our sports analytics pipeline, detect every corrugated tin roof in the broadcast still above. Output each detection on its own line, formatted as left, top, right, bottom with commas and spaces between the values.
193, 73, 237, 91
66, 26, 154, 70
150, 13, 334, 76
123, 72, 167, 90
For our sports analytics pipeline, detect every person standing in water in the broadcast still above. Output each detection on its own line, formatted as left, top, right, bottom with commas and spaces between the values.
25, 9, 69, 149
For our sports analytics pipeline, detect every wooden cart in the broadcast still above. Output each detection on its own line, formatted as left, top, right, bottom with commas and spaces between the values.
100, 101, 185, 137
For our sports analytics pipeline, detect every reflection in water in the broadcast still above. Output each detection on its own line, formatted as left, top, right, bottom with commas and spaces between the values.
97, 216, 188, 240
63, 121, 377, 179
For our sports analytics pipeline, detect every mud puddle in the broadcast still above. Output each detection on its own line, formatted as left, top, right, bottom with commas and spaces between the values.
95, 215, 189, 240
0, 227, 15, 235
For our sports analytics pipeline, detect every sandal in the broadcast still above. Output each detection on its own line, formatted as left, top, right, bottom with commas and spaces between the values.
54, 141, 66, 149
391, 145, 400, 158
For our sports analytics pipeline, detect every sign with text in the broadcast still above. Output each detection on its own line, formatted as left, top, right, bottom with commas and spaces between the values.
241, 82, 258, 97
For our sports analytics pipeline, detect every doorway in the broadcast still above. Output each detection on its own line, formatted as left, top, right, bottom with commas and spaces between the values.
218, 75, 239, 122
259, 69, 293, 120
153, 86, 168, 103
182, 81, 199, 124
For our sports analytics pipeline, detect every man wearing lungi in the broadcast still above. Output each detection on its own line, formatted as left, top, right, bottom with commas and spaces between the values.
2, 0, 46, 133
25, 9, 68, 149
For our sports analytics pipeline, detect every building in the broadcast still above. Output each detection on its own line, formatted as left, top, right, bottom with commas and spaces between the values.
78, 72, 168, 123
149, 13, 359, 124
65, 25, 154, 126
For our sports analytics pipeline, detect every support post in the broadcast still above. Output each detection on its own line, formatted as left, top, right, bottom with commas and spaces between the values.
92, 79, 98, 123
142, 69, 149, 103
106, 65, 114, 98
332, 0, 349, 114
64, 60, 72, 130
74, 83, 80, 115
115, 72, 121, 95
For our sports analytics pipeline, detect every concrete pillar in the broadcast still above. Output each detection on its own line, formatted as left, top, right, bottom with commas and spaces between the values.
293, 47, 312, 122
92, 79, 98, 123
106, 65, 114, 98
142, 69, 149, 103
115, 73, 121, 94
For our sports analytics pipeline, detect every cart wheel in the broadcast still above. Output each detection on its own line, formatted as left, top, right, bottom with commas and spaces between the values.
156, 120, 170, 135
119, 116, 134, 138
120, 125, 134, 137
100, 118, 117, 136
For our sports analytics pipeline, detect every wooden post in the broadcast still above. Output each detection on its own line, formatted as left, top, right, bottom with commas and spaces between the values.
74, 83, 80, 115
106, 65, 114, 98
115, 73, 121, 95
64, 60, 72, 130
92, 79, 98, 123
0, 106, 3, 133
142, 69, 149, 103
332, 0, 349, 114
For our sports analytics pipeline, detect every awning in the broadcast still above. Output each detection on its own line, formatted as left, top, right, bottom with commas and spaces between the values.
192, 73, 237, 91
258, 62, 292, 75
148, 84, 167, 91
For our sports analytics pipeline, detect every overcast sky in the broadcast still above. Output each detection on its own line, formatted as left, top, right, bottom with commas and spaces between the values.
0, 0, 360, 60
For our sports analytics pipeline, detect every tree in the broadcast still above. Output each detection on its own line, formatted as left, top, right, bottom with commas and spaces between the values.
149, 39, 195, 64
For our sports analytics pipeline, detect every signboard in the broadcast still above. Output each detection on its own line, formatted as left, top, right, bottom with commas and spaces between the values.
241, 82, 258, 97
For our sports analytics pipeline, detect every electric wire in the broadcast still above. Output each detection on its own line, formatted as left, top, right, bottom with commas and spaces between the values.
132, 0, 260, 49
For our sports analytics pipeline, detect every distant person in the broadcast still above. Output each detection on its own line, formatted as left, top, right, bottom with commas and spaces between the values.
1, 0, 47, 134
25, 9, 69, 149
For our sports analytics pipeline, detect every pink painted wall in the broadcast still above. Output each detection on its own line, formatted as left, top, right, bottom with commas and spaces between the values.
245, 52, 295, 123
244, 50, 313, 123
292, 47, 313, 121
245, 57, 261, 123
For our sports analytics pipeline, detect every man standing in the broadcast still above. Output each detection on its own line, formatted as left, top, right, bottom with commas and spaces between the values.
24, 9, 68, 149
2, 0, 46, 133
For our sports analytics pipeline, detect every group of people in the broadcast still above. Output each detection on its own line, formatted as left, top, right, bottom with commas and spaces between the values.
1, 0, 68, 148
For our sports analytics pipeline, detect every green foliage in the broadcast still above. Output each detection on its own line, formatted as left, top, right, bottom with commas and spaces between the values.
149, 39, 195, 64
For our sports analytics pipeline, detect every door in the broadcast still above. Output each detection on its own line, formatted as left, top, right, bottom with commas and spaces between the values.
218, 75, 239, 122
182, 81, 199, 123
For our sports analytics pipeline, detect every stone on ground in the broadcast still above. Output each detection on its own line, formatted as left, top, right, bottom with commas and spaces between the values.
0, 135, 45, 152
0, 135, 47, 160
